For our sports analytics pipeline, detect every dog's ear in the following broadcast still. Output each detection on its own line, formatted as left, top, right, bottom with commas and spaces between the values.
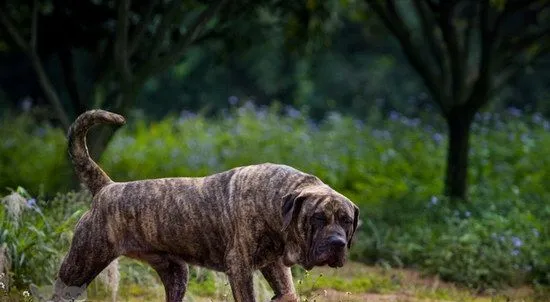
282, 191, 306, 231
347, 205, 360, 249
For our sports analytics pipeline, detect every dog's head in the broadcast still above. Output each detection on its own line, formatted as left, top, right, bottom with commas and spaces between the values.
281, 184, 359, 270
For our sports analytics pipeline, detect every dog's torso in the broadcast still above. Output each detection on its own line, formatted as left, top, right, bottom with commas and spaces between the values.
84, 163, 320, 272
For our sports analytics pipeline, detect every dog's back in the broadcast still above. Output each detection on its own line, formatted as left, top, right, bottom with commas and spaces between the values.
88, 163, 319, 270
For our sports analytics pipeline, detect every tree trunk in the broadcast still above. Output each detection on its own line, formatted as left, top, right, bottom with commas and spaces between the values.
444, 109, 474, 202
88, 89, 136, 160
58, 49, 87, 115
88, 125, 118, 160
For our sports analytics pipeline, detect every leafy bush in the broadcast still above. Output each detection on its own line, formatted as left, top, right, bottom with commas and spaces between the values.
0, 187, 85, 289
0, 114, 72, 196
381, 196, 550, 289
1, 104, 550, 290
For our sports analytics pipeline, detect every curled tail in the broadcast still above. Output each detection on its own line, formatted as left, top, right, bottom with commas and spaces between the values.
68, 110, 126, 195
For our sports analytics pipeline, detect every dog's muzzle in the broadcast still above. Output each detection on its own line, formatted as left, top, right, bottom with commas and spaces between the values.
312, 235, 347, 268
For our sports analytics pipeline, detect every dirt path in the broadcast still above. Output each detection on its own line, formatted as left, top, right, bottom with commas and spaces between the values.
308, 289, 465, 302
188, 290, 452, 302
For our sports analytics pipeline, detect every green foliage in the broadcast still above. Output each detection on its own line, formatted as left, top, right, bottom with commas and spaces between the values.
295, 269, 398, 296
102, 104, 444, 200
386, 199, 548, 288
2, 106, 550, 290
0, 187, 85, 290
0, 113, 72, 196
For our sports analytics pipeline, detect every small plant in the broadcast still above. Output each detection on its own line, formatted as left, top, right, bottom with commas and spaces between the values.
0, 187, 84, 291
0, 273, 8, 299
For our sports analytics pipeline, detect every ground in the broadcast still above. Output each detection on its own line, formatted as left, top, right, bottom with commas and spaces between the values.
79, 261, 541, 302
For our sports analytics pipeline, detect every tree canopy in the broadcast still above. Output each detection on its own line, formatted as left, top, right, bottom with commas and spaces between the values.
363, 0, 550, 200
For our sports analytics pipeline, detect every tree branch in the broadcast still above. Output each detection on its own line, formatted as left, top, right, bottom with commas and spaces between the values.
500, 26, 550, 57
192, 28, 226, 45
30, 0, 38, 50
95, 38, 114, 84
492, 0, 545, 44
366, 0, 446, 112
115, 0, 132, 83
58, 49, 86, 114
149, 0, 183, 60
491, 65, 521, 96
494, 0, 540, 28
462, 4, 476, 63
425, 0, 439, 11
0, 8, 30, 52
0, 6, 70, 129
492, 41, 550, 96
128, 0, 157, 56
29, 52, 71, 128
411, 0, 447, 78
136, 0, 227, 83
465, 0, 493, 114
437, 1, 465, 104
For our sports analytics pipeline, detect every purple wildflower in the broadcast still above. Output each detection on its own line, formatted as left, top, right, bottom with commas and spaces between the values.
21, 96, 33, 111
389, 111, 400, 121
372, 129, 391, 140
511, 236, 523, 248
354, 119, 364, 130
432, 133, 444, 144
26, 198, 37, 209
285, 106, 301, 119
532, 113, 544, 125
508, 107, 522, 117
228, 96, 239, 106
179, 110, 197, 121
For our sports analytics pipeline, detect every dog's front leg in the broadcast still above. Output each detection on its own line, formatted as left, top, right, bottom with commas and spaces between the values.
261, 259, 298, 302
227, 269, 255, 302
226, 246, 256, 302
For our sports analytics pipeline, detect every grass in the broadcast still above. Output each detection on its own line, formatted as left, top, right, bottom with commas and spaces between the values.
74, 261, 545, 302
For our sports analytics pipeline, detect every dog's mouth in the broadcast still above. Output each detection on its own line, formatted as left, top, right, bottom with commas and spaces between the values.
311, 245, 346, 268
316, 253, 345, 268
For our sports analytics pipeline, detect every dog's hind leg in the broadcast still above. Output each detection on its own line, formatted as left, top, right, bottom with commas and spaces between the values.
53, 214, 118, 301
141, 254, 189, 302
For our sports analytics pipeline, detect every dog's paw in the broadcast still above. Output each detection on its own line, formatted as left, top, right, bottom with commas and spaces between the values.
271, 293, 299, 302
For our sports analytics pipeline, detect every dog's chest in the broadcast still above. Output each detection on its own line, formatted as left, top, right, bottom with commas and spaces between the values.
252, 231, 285, 267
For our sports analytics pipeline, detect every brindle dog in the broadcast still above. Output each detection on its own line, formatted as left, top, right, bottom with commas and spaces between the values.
53, 110, 359, 302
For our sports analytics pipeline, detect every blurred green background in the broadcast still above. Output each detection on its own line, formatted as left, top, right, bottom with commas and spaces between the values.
1, 0, 550, 300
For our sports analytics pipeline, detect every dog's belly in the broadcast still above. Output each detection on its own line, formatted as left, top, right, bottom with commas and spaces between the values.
116, 214, 230, 271
99, 179, 232, 271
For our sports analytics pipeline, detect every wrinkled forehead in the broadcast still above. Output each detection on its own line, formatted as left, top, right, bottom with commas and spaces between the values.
302, 185, 355, 216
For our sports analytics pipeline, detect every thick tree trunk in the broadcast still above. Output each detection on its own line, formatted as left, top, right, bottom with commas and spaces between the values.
444, 109, 474, 202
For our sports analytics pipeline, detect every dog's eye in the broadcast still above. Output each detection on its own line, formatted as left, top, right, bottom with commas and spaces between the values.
312, 213, 326, 223
342, 217, 353, 225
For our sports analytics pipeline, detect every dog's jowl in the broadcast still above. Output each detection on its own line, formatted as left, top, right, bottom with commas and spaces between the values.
53, 109, 360, 302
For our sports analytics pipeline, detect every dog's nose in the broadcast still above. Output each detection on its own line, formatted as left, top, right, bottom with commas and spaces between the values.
328, 236, 346, 248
